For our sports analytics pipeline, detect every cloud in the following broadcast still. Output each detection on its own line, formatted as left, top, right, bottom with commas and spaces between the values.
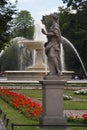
41, 8, 59, 16
9, 0, 17, 3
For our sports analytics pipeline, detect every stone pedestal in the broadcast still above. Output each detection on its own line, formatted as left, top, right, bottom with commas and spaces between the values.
39, 79, 66, 127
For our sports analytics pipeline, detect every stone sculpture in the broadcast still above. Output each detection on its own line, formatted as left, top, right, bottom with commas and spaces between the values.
42, 13, 62, 76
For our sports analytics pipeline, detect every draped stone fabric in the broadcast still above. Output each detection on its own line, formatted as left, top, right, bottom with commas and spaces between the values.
42, 13, 62, 76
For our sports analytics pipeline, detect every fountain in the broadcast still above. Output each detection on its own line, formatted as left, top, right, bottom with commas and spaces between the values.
4, 21, 87, 81
5, 22, 48, 81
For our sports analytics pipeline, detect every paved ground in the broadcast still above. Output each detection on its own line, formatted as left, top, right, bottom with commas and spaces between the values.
64, 110, 87, 118
0, 119, 6, 130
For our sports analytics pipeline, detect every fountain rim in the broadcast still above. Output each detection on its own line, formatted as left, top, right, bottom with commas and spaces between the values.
19, 40, 45, 50
5, 70, 74, 73
19, 40, 45, 44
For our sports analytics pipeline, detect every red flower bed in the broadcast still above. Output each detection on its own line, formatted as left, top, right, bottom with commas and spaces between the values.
0, 88, 42, 119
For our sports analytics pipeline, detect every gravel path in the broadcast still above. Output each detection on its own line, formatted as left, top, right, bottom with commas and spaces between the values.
0, 119, 6, 130
64, 110, 87, 118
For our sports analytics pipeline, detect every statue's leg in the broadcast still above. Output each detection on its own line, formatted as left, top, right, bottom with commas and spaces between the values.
53, 52, 61, 75
49, 49, 62, 76
48, 48, 56, 75
56, 52, 62, 75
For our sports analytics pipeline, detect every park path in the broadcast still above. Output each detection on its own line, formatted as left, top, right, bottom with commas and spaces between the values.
64, 110, 87, 118
0, 119, 6, 130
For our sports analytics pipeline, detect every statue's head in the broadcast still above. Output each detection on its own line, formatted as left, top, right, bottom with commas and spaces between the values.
50, 13, 58, 22
41, 13, 59, 31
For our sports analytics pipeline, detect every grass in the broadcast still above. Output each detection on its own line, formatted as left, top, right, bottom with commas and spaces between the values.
64, 101, 87, 110
15, 89, 87, 100
0, 99, 38, 130
66, 127, 87, 130
66, 83, 87, 87
0, 98, 38, 130
14, 89, 42, 99
64, 90, 87, 100
0, 89, 87, 130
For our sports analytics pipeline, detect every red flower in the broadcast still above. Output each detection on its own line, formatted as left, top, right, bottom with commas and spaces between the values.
0, 87, 42, 119
82, 114, 87, 119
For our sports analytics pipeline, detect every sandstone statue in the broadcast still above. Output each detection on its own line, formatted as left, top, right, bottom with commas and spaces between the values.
42, 13, 62, 76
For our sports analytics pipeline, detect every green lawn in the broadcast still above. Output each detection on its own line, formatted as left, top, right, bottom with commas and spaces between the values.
64, 101, 87, 110
64, 90, 87, 100
14, 89, 42, 99
15, 89, 87, 100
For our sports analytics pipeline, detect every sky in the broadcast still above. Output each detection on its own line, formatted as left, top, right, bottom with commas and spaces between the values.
9, 0, 65, 22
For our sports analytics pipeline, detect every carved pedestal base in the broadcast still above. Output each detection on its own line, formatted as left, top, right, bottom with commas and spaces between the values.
39, 79, 66, 128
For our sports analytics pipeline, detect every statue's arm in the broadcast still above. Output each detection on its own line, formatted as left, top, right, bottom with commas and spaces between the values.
42, 28, 54, 36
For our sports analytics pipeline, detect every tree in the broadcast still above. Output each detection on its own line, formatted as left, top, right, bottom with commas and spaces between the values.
0, 42, 19, 71
12, 10, 34, 39
62, 0, 87, 9
59, 0, 87, 76
0, 0, 17, 51
0, 38, 33, 71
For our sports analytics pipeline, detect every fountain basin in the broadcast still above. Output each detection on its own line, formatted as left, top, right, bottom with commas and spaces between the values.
22, 40, 44, 50
5, 70, 74, 81
5, 70, 46, 81
62, 71, 74, 80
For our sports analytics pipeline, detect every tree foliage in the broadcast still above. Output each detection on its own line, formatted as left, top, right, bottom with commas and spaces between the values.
0, 42, 19, 71
62, 0, 87, 10
59, 0, 87, 76
12, 10, 34, 39
0, 0, 16, 50
0, 37, 33, 71
41, 15, 52, 32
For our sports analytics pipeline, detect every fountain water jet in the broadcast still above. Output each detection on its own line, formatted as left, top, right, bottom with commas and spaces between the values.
62, 36, 87, 78
22, 21, 47, 71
